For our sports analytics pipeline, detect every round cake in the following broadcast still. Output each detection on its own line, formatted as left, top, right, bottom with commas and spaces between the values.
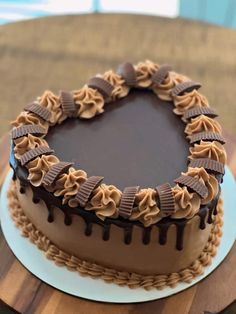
8, 61, 226, 290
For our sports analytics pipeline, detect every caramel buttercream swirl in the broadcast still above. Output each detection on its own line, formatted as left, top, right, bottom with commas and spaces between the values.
185, 115, 222, 136
130, 188, 161, 227
173, 90, 209, 115
27, 155, 59, 187
14, 134, 48, 159
85, 184, 121, 220
52, 167, 87, 205
189, 140, 227, 164
152, 71, 188, 101
73, 85, 104, 119
37, 90, 67, 125
134, 60, 159, 88
171, 185, 201, 219
185, 167, 218, 204
11, 111, 48, 130
101, 70, 129, 101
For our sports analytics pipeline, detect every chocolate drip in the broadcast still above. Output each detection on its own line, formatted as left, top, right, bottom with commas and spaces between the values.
207, 207, 214, 224
64, 214, 72, 226
198, 208, 207, 230
124, 226, 133, 244
214, 186, 221, 216
30, 188, 54, 223
142, 227, 152, 245
47, 205, 54, 223
19, 181, 27, 194
32, 196, 40, 204
158, 224, 169, 245
102, 224, 111, 241
208, 190, 220, 223
85, 220, 93, 236
175, 221, 187, 251
213, 206, 218, 215
12, 171, 16, 181
10, 150, 222, 249
208, 200, 219, 223
19, 187, 25, 194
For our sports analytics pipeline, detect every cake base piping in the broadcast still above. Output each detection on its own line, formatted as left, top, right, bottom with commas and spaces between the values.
7, 181, 223, 290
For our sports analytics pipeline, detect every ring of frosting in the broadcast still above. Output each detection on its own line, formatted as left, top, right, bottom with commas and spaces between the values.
10, 60, 226, 226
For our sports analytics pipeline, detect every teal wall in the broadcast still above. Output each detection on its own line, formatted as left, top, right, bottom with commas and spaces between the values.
179, 0, 236, 28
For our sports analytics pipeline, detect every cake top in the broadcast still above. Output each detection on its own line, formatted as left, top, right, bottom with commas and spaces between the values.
10, 60, 226, 227
45, 90, 189, 188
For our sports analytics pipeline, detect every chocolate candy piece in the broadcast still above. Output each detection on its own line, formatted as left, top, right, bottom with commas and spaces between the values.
12, 125, 47, 140
156, 183, 175, 214
171, 81, 201, 97
119, 186, 139, 219
20, 146, 54, 166
42, 161, 73, 186
189, 132, 225, 144
24, 102, 51, 121
117, 62, 136, 87
75, 176, 104, 207
60, 91, 76, 117
183, 107, 218, 120
88, 77, 114, 98
174, 175, 208, 199
189, 158, 225, 175
151, 64, 172, 85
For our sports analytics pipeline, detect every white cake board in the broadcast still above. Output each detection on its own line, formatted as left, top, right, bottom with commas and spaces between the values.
0, 168, 236, 303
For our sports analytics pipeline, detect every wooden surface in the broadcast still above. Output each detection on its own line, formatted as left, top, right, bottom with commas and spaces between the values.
0, 13, 236, 314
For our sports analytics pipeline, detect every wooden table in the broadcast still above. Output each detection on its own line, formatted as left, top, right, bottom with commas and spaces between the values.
0, 13, 236, 314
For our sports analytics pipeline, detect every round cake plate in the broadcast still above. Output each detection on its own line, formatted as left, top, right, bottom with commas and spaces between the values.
0, 168, 235, 304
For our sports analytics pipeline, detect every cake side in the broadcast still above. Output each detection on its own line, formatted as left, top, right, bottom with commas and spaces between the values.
13, 178, 217, 275
8, 180, 223, 290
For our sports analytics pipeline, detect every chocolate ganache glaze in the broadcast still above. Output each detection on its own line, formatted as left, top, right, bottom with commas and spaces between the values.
45, 89, 189, 189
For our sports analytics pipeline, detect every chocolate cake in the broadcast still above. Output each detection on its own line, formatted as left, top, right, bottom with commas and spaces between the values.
8, 61, 226, 290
